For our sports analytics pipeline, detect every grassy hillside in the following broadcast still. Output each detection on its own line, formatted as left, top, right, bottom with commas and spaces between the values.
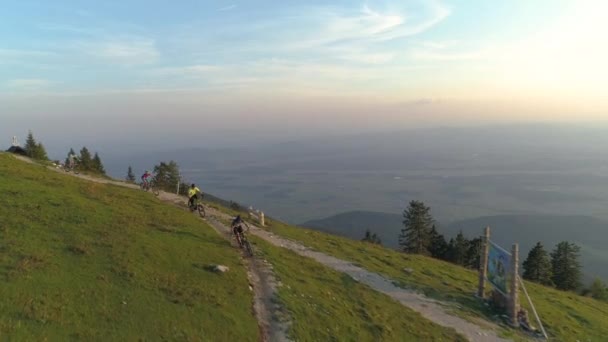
0, 154, 258, 340
304, 211, 608, 281
250, 237, 467, 341
248, 216, 608, 342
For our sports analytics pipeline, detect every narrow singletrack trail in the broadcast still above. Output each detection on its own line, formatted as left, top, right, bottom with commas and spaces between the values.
14, 155, 513, 342
205, 216, 291, 342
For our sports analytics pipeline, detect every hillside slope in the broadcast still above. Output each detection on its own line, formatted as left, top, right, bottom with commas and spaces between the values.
303, 211, 608, 280
264, 215, 608, 342
0, 153, 258, 340
0, 154, 470, 341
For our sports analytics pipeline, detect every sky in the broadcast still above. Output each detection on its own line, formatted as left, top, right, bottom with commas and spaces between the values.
1, 0, 608, 150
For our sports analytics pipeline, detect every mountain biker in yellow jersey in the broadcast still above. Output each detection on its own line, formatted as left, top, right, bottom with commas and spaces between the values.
188, 184, 201, 208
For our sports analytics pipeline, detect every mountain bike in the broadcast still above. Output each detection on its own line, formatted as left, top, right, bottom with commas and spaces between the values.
189, 194, 206, 218
141, 180, 160, 196
63, 162, 80, 174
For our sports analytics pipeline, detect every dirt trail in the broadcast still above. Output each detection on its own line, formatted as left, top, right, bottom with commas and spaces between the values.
205, 216, 291, 342
210, 210, 513, 342
13, 155, 513, 342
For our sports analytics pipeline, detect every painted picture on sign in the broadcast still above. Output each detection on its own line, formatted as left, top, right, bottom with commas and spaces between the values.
487, 241, 511, 294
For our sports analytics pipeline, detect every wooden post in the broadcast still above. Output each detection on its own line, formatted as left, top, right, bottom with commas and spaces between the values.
510, 243, 520, 327
478, 226, 491, 298
260, 212, 265, 227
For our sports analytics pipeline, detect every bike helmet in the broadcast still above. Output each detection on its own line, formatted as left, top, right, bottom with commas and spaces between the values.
191, 184, 196, 188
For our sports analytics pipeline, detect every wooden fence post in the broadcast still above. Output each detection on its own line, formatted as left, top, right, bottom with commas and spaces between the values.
478, 226, 491, 298
510, 243, 520, 327
260, 211, 265, 227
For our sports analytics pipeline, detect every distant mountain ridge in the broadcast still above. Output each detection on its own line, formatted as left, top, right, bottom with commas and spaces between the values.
302, 211, 608, 281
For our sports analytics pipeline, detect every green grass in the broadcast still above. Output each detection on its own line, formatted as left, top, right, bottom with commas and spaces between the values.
250, 236, 467, 342
0, 154, 258, 340
245, 216, 608, 342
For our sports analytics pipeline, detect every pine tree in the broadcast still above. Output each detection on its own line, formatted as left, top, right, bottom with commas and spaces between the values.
34, 142, 48, 160
153, 160, 180, 192
523, 242, 553, 286
399, 200, 434, 255
24, 131, 38, 159
446, 231, 469, 266
126, 166, 136, 183
362, 229, 382, 245
92, 152, 106, 174
551, 241, 582, 291
428, 225, 449, 260
79, 147, 92, 171
465, 237, 482, 269
584, 278, 608, 302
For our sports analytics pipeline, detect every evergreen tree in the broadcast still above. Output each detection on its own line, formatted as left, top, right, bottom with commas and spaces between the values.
92, 152, 106, 174
428, 225, 449, 260
24, 131, 37, 158
35, 142, 48, 160
551, 241, 582, 291
362, 229, 382, 245
153, 160, 180, 192
465, 237, 482, 269
126, 166, 136, 183
523, 242, 553, 286
583, 278, 608, 302
399, 200, 434, 255
79, 147, 93, 171
23, 131, 48, 160
446, 231, 469, 266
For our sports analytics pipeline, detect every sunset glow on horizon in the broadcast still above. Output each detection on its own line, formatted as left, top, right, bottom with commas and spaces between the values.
2, 0, 607, 137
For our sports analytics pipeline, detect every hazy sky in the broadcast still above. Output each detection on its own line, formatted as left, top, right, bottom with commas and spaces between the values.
1, 0, 607, 148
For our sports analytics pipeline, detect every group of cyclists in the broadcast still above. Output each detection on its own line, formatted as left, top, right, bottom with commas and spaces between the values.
139, 170, 249, 249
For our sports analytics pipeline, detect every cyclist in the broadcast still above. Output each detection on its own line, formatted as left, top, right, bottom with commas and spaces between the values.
67, 153, 77, 169
188, 184, 201, 208
141, 170, 153, 189
231, 215, 249, 246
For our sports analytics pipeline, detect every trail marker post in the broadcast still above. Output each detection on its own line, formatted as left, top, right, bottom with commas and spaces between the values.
509, 243, 520, 327
478, 226, 491, 298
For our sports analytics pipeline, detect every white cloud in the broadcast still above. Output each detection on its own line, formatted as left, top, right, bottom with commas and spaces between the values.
340, 53, 395, 64
150, 64, 223, 77
320, 0, 450, 43
218, 5, 237, 12
83, 37, 159, 65
0, 49, 57, 58
6, 79, 53, 90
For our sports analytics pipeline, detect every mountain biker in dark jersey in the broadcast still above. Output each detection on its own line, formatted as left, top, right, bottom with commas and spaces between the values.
231, 215, 249, 246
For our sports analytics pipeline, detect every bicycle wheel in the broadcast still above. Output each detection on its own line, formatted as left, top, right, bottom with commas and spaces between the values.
243, 239, 253, 257
152, 187, 160, 196
197, 204, 206, 218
